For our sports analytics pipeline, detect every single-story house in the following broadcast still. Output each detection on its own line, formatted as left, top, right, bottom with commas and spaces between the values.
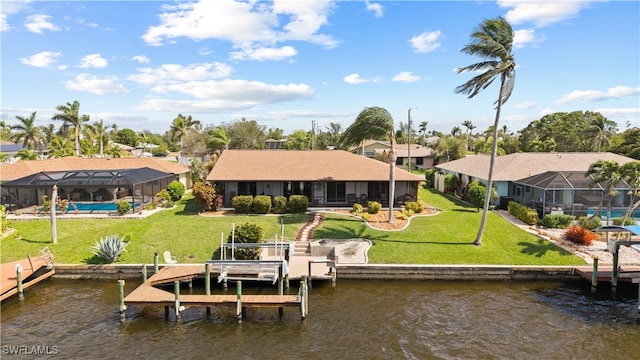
206, 150, 424, 208
1, 140, 48, 163
435, 152, 638, 218
352, 140, 435, 170
0, 157, 191, 212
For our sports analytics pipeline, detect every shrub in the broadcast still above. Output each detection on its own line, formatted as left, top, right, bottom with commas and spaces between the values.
444, 174, 457, 194
253, 195, 272, 214
467, 181, 497, 211
232, 195, 254, 214
289, 195, 308, 213
166, 181, 185, 201
424, 169, 436, 188
272, 196, 287, 214
564, 225, 597, 246
41, 200, 51, 213
156, 189, 172, 202
405, 201, 424, 213
91, 234, 129, 263
367, 201, 382, 214
0, 204, 6, 232
613, 217, 636, 226
362, 213, 371, 221
352, 203, 363, 215
145, 201, 156, 210
508, 201, 539, 225
214, 194, 224, 211
116, 200, 131, 215
192, 181, 216, 211
229, 223, 264, 260
577, 216, 602, 231
399, 209, 414, 220
541, 214, 575, 229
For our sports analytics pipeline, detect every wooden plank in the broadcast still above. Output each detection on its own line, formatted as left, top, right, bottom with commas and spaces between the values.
0, 269, 55, 302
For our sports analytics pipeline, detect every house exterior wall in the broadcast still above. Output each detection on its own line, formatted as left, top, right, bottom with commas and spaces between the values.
397, 156, 434, 170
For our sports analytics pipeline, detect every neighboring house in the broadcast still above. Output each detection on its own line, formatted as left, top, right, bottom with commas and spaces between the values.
0, 157, 191, 212
265, 138, 287, 149
0, 140, 48, 163
435, 152, 637, 217
352, 140, 435, 169
206, 150, 424, 208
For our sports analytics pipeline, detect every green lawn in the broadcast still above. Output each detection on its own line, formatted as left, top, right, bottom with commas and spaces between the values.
1, 194, 308, 264
1, 188, 586, 266
312, 188, 585, 265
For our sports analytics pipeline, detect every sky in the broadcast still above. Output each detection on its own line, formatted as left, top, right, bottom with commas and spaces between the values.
1, 0, 639, 137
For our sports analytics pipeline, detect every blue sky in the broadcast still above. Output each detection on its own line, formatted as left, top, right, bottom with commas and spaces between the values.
2, 0, 639, 136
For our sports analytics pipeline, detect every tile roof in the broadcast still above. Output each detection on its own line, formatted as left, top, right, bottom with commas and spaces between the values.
206, 150, 424, 182
0, 157, 190, 182
435, 152, 637, 181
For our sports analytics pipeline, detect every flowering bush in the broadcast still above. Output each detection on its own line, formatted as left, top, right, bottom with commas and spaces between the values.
564, 225, 597, 246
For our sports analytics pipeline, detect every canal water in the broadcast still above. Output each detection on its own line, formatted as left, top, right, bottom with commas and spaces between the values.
1, 279, 639, 359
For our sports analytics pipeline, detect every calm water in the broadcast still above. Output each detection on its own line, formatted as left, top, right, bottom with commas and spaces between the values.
1, 279, 639, 359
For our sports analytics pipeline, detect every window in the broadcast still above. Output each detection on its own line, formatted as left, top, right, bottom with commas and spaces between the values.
415, 157, 424, 166
238, 182, 256, 196
326, 182, 346, 202
396, 158, 403, 166
367, 181, 389, 199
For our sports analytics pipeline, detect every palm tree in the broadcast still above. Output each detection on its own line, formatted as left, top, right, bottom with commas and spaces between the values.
620, 161, 640, 225
455, 16, 516, 246
170, 114, 201, 151
586, 160, 622, 227
462, 120, 475, 150
48, 135, 75, 158
341, 106, 396, 223
451, 126, 462, 137
9, 112, 44, 151
40, 124, 56, 148
89, 119, 110, 157
52, 100, 90, 156
589, 114, 617, 152
325, 122, 343, 148
418, 121, 429, 145
16, 148, 39, 161
1, 120, 12, 141
206, 126, 232, 151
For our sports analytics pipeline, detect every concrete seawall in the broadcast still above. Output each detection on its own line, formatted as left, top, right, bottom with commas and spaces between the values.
53, 264, 580, 281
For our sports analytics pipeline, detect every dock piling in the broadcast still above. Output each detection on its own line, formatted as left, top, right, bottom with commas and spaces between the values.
15, 264, 24, 300
612, 243, 619, 294
142, 265, 147, 282
205, 263, 211, 315
174, 280, 181, 318
591, 257, 599, 294
153, 252, 159, 274
117, 279, 126, 322
236, 281, 243, 321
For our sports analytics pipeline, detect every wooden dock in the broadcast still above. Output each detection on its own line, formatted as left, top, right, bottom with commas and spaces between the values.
1, 250, 55, 301
575, 266, 640, 284
121, 263, 308, 322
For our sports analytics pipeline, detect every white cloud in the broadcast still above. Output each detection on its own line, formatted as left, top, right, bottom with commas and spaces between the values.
135, 79, 313, 112
512, 100, 537, 109
64, 73, 128, 95
25, 14, 60, 34
1, 1, 30, 32
343, 73, 368, 84
498, 0, 597, 27
392, 72, 421, 83
20, 51, 61, 68
132, 55, 150, 64
409, 31, 441, 53
365, 1, 383, 18
230, 45, 297, 61
128, 62, 233, 86
556, 86, 640, 104
513, 29, 544, 48
142, 0, 336, 59
1, 14, 9, 32
79, 54, 108, 68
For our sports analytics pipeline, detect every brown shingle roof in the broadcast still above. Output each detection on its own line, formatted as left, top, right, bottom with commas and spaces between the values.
0, 157, 190, 182
206, 150, 424, 182
436, 152, 636, 181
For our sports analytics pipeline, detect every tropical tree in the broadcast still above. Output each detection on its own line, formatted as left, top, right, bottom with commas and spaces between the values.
588, 114, 617, 152
89, 119, 110, 157
610, 127, 640, 159
462, 120, 475, 150
16, 148, 39, 161
0, 120, 11, 141
455, 16, 516, 246
619, 161, 640, 225
206, 126, 232, 151
105, 144, 126, 158
40, 123, 56, 148
586, 160, 623, 226
325, 122, 343, 148
418, 121, 429, 145
52, 100, 90, 156
225, 118, 266, 149
284, 130, 312, 150
9, 112, 44, 150
341, 106, 396, 223
170, 114, 200, 151
48, 135, 75, 158
450, 126, 462, 137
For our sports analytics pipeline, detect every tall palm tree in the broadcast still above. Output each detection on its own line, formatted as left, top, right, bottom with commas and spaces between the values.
325, 122, 343, 148
170, 114, 201, 151
40, 123, 56, 148
418, 121, 429, 145
341, 106, 396, 223
10, 112, 44, 151
455, 16, 516, 246
586, 160, 622, 227
89, 119, 110, 157
451, 126, 462, 137
589, 114, 617, 152
620, 161, 640, 225
462, 120, 475, 150
52, 100, 90, 156
206, 126, 232, 151
48, 135, 75, 158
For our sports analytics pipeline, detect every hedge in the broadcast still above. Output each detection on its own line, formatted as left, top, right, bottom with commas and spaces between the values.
232, 195, 254, 214
253, 195, 272, 214
507, 201, 538, 225
272, 196, 287, 214
288, 195, 308, 213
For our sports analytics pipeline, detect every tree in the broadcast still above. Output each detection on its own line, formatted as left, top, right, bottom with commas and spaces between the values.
267, 127, 285, 140
620, 161, 640, 225
113, 128, 138, 147
205, 126, 232, 151
462, 120, 475, 150
455, 16, 516, 246
284, 130, 312, 150
10, 112, 44, 151
225, 118, 266, 149
325, 122, 343, 148
610, 127, 640, 159
418, 121, 429, 145
586, 160, 622, 226
467, 181, 498, 212
342, 106, 396, 223
450, 126, 462, 137
588, 114, 618, 152
52, 100, 90, 156
0, 120, 11, 141
48, 135, 75, 158
89, 119, 110, 157
105, 144, 126, 158
16, 148, 39, 161
170, 114, 200, 151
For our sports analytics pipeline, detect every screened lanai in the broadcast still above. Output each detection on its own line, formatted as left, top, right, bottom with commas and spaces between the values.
1, 167, 177, 213
510, 171, 632, 218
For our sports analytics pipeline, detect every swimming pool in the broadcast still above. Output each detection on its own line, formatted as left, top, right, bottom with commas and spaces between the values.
586, 209, 640, 219
66, 201, 141, 213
